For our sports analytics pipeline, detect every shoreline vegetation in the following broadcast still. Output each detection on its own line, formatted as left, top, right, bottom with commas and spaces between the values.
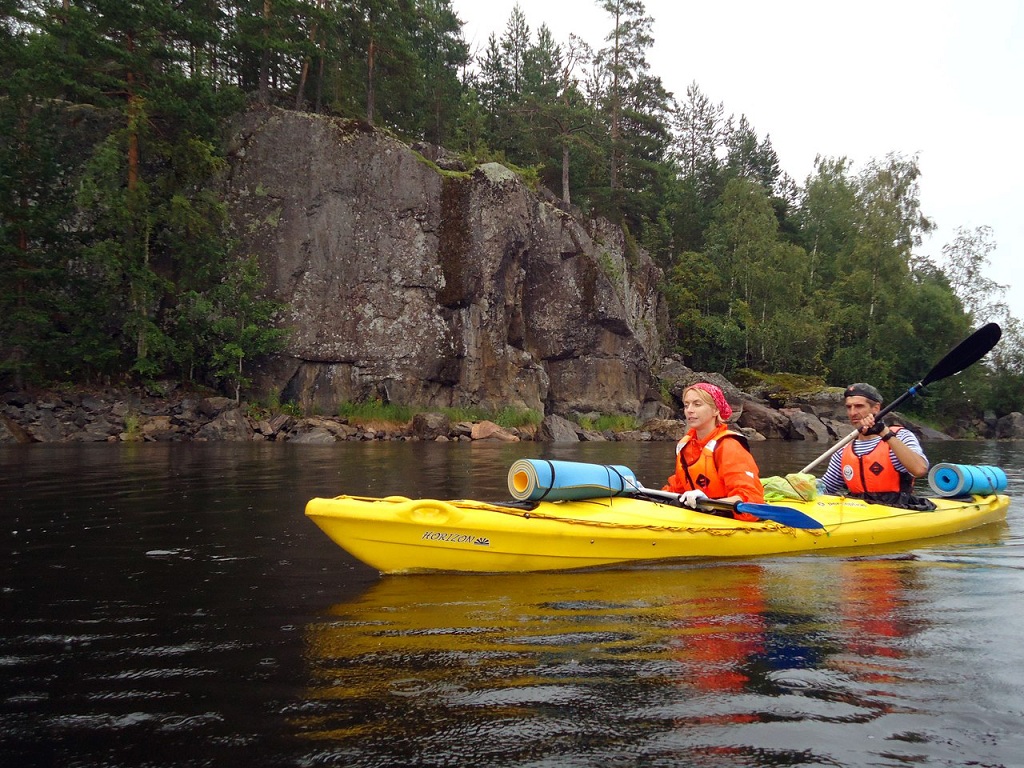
0, 384, 643, 445
3, 381, 1019, 446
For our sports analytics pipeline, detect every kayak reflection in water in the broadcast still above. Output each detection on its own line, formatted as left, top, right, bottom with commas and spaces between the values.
668, 560, 914, 723
296, 560, 918, 745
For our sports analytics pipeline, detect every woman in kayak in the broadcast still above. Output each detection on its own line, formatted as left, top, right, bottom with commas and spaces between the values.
663, 382, 765, 509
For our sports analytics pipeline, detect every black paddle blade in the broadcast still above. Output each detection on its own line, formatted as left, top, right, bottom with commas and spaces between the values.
801, 322, 1002, 475
922, 322, 1001, 386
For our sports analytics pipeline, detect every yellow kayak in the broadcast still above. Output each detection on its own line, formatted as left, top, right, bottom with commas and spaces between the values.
304, 492, 1009, 574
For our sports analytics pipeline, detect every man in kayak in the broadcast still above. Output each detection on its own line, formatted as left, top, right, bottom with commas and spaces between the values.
663, 382, 764, 513
819, 382, 933, 508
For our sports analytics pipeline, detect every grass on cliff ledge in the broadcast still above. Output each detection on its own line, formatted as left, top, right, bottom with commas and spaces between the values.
730, 369, 831, 402
333, 401, 543, 430
255, 397, 639, 434
331, 402, 641, 433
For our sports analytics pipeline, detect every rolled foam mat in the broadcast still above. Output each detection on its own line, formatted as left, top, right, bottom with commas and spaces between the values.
927, 462, 1007, 496
507, 459, 639, 501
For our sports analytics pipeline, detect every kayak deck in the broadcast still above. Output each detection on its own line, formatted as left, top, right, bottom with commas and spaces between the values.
304, 492, 1009, 574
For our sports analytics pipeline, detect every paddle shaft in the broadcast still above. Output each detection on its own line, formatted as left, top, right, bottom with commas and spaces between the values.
633, 485, 757, 517
624, 481, 716, 508
800, 323, 1002, 474
626, 483, 823, 529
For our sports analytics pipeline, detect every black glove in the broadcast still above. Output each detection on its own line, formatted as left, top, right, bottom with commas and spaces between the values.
863, 420, 884, 435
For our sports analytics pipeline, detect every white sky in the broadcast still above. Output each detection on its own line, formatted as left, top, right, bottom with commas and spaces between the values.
451, 0, 1024, 322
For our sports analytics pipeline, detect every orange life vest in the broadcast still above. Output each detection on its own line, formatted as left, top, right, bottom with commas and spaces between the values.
673, 424, 751, 498
841, 426, 913, 495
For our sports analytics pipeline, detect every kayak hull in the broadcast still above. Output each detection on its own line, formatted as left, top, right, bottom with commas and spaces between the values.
304, 493, 1010, 574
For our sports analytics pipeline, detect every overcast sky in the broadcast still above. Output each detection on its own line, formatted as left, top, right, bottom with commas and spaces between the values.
450, 0, 1023, 323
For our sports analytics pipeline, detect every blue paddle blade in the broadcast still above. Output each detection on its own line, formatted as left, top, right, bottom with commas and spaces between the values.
734, 502, 824, 530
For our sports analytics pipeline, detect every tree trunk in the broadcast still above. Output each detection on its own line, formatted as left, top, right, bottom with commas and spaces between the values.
609, 8, 621, 190
562, 143, 571, 205
258, 0, 272, 104
367, 37, 375, 125
295, 59, 310, 109
126, 29, 139, 194
294, 10, 320, 110
315, 56, 325, 113
127, 94, 139, 193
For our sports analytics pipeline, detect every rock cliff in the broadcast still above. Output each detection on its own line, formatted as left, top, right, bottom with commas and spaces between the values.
223, 107, 668, 417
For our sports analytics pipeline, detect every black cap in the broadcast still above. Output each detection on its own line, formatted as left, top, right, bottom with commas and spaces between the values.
843, 383, 883, 403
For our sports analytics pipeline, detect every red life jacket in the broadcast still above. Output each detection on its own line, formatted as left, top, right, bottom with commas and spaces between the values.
841, 426, 913, 495
673, 424, 751, 498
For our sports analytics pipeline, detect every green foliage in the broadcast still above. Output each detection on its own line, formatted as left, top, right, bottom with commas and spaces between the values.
333, 401, 542, 429
490, 407, 543, 428
730, 369, 829, 395
204, 256, 288, 402
122, 412, 142, 441
0, 0, 279, 394
940, 225, 1009, 324
575, 413, 639, 432
337, 400, 415, 424
0, 98, 80, 386
1, 0, 1020, 425
242, 395, 302, 422
439, 405, 541, 428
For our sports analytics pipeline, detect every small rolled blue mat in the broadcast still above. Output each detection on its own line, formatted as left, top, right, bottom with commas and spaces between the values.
927, 463, 1007, 497
508, 459, 638, 501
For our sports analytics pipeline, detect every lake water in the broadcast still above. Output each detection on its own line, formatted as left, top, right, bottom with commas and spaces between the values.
2, 439, 1024, 767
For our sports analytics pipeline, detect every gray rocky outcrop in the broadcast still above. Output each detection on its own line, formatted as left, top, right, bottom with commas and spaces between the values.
224, 106, 666, 419
736, 401, 797, 440
639, 418, 687, 442
195, 409, 254, 441
780, 408, 835, 442
1, 413, 32, 444
538, 414, 582, 443
995, 412, 1024, 439
470, 420, 520, 442
410, 412, 451, 441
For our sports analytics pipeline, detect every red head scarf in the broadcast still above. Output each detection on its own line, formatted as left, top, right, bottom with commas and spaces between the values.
687, 382, 733, 420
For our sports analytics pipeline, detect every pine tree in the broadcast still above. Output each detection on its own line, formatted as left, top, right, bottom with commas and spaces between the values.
0, 13, 84, 385
596, 0, 654, 192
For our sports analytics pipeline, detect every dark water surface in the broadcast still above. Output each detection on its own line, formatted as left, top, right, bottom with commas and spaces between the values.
2, 440, 1024, 767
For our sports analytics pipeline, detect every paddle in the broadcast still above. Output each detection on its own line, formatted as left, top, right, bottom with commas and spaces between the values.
800, 322, 1003, 474
624, 481, 824, 530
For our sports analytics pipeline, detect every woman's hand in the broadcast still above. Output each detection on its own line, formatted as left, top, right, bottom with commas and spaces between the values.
679, 490, 708, 509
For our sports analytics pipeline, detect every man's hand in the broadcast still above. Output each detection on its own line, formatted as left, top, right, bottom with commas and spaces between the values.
860, 413, 884, 435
